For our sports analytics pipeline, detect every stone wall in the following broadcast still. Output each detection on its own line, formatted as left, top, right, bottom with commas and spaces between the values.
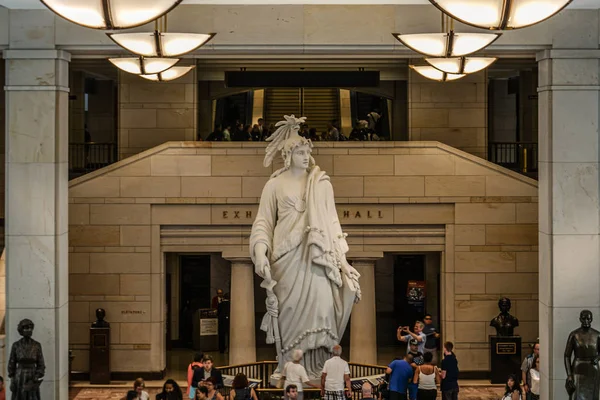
68, 141, 537, 373
409, 69, 487, 159
118, 68, 197, 160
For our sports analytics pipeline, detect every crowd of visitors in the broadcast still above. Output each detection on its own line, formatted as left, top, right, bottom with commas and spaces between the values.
204, 113, 383, 142
117, 319, 539, 400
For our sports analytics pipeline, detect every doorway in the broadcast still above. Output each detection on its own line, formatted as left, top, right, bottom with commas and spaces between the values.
375, 253, 441, 360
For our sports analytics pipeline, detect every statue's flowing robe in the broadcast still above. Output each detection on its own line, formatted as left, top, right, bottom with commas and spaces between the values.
565, 328, 600, 400
8, 338, 45, 400
250, 166, 358, 379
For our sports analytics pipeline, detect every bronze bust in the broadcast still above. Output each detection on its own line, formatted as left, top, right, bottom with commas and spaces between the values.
490, 297, 519, 336
565, 310, 600, 400
91, 308, 110, 328
7, 319, 45, 400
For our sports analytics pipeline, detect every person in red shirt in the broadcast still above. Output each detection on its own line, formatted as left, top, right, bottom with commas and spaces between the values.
211, 289, 224, 309
187, 353, 204, 397
0, 376, 5, 400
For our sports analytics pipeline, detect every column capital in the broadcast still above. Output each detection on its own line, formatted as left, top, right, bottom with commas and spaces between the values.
348, 252, 383, 263
222, 251, 252, 264
3, 49, 71, 61
536, 49, 600, 62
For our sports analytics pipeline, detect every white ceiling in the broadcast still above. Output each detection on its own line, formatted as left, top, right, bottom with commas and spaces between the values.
1, 0, 599, 8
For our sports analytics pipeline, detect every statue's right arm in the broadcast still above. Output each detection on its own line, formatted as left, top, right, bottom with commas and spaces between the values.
565, 333, 575, 389
7, 344, 16, 378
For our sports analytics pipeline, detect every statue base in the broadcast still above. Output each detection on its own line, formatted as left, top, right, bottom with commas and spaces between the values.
489, 335, 522, 384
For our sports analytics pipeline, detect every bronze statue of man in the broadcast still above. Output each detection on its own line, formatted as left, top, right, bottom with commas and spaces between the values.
91, 308, 110, 328
7, 319, 45, 400
565, 310, 600, 400
490, 297, 520, 336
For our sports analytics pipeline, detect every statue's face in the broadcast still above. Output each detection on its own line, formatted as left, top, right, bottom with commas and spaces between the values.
499, 299, 511, 313
581, 310, 593, 328
21, 323, 33, 337
291, 144, 310, 170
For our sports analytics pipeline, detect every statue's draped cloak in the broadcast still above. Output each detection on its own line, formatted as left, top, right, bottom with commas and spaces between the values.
250, 166, 357, 379
8, 338, 45, 400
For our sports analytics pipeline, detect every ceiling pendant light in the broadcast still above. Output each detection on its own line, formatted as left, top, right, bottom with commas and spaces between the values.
140, 66, 195, 82
40, 0, 184, 30
410, 65, 466, 82
393, 32, 500, 57
429, 0, 572, 30
392, 14, 500, 57
426, 56, 497, 74
109, 56, 179, 75
108, 32, 215, 57
108, 15, 215, 57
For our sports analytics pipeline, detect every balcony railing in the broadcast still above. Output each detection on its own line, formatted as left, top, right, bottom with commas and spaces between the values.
489, 141, 538, 179
69, 142, 117, 179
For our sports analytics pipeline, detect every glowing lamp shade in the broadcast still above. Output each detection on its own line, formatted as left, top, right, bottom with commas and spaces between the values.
393, 32, 501, 57
108, 32, 216, 57
109, 57, 179, 75
40, 0, 184, 30
140, 66, 195, 82
426, 57, 497, 74
410, 66, 465, 82
429, 0, 572, 30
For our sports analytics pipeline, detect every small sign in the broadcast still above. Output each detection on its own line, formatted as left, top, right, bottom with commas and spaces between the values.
528, 95, 538, 100
496, 342, 517, 355
200, 318, 218, 336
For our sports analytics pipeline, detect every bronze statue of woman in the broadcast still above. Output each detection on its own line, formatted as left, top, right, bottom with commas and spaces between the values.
7, 319, 45, 400
565, 310, 600, 400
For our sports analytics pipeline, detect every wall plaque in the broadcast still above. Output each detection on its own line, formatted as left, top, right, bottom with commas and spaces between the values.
496, 342, 517, 354
200, 318, 218, 336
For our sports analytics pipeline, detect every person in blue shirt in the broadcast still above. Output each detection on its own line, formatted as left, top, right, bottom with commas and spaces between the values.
386, 354, 415, 400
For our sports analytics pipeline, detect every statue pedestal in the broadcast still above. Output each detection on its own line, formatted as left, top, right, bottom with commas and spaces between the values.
89, 327, 110, 384
489, 335, 521, 384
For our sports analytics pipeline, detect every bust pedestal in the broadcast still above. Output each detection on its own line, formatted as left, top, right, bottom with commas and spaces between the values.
89, 327, 111, 384
489, 335, 521, 384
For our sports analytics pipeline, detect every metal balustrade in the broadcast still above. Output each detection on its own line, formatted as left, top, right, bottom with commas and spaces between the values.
488, 142, 538, 179
217, 361, 387, 400
69, 142, 118, 179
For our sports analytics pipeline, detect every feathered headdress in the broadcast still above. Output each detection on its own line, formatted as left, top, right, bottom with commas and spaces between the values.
263, 114, 307, 167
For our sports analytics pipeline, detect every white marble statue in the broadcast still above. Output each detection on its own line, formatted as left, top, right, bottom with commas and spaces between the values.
250, 115, 361, 380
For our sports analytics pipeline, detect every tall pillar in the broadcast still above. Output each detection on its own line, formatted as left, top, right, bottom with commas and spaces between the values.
4, 49, 70, 399
537, 48, 600, 400
228, 257, 256, 364
350, 258, 379, 364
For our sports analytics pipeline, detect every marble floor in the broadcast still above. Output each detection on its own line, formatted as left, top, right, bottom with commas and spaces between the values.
69, 386, 506, 400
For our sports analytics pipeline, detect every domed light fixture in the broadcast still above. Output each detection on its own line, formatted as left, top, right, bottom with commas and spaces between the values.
109, 57, 179, 75
140, 66, 195, 82
108, 32, 216, 57
429, 0, 572, 30
40, 0, 184, 30
410, 65, 465, 82
108, 15, 215, 57
426, 56, 497, 74
393, 13, 500, 57
393, 31, 500, 57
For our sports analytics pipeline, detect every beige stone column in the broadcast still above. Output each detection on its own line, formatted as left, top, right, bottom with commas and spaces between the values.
537, 48, 600, 400
4, 49, 70, 400
228, 257, 256, 364
349, 258, 379, 364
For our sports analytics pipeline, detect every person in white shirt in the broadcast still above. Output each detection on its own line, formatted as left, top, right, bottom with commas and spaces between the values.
397, 321, 427, 355
282, 349, 319, 400
528, 356, 540, 400
321, 345, 351, 400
